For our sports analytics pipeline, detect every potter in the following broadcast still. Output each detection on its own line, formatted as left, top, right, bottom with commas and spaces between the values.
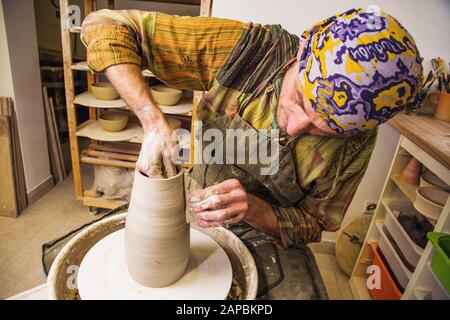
82, 7, 422, 249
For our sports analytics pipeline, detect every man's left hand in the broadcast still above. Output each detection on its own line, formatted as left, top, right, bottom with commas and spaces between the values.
188, 179, 248, 228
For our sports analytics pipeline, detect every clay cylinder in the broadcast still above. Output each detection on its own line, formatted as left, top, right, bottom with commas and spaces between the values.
399, 157, 422, 185
125, 170, 190, 287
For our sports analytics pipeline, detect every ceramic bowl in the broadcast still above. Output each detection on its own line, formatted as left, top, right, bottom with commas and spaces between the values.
91, 83, 120, 100
151, 86, 182, 106
413, 187, 449, 224
420, 169, 450, 192
98, 112, 129, 132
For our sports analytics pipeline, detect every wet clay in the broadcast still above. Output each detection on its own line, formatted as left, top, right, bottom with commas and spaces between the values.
124, 170, 190, 287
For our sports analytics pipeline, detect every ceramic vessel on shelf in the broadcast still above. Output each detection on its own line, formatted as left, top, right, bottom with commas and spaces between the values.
98, 111, 129, 132
91, 83, 120, 100
124, 169, 190, 287
420, 169, 450, 192
151, 86, 183, 106
413, 187, 449, 224
428, 92, 450, 122
399, 157, 422, 185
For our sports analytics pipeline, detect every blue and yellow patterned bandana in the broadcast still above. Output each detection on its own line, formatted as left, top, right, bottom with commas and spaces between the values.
298, 8, 423, 136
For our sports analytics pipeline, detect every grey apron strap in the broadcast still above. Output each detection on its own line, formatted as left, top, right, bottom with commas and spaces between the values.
237, 56, 298, 114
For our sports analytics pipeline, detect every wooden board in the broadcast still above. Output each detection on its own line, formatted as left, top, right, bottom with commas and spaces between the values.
82, 195, 128, 209
60, 0, 83, 198
0, 97, 27, 217
49, 97, 67, 179
0, 115, 17, 217
43, 86, 65, 183
3, 98, 27, 213
89, 143, 140, 156
388, 113, 450, 170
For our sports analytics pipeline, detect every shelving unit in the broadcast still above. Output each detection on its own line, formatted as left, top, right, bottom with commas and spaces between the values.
59, 0, 210, 210
349, 113, 450, 300
71, 60, 155, 77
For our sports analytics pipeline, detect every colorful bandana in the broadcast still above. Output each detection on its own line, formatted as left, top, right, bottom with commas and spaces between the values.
298, 8, 423, 136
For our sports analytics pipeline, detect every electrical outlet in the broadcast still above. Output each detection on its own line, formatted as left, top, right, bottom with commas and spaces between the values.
363, 201, 377, 214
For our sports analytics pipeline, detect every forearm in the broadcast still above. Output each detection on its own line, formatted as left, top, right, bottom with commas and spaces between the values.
245, 193, 325, 247
244, 194, 280, 238
105, 64, 164, 130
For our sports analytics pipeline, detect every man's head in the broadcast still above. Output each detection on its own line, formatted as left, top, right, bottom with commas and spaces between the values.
293, 7, 423, 137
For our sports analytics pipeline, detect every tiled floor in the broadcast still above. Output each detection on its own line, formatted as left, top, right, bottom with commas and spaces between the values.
0, 174, 352, 300
312, 251, 354, 300
0, 174, 102, 299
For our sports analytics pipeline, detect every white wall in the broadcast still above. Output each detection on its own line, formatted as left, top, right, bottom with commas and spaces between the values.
2, 0, 52, 195
0, 1, 14, 97
213, 0, 449, 241
111, 0, 199, 15
213, 0, 450, 66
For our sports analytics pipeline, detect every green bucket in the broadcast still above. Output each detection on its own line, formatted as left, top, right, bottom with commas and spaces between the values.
427, 232, 450, 295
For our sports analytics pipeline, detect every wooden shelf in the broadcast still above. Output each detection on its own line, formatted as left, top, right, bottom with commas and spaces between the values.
351, 129, 450, 300
74, 92, 192, 116
77, 120, 143, 143
389, 113, 450, 170
74, 92, 127, 109
80, 144, 138, 169
71, 61, 155, 77
60, 0, 210, 210
88, 142, 140, 155
391, 175, 417, 202
349, 276, 372, 300
82, 193, 128, 209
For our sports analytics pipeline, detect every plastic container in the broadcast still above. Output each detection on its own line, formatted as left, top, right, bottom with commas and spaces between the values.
427, 232, 450, 295
368, 242, 402, 300
376, 222, 412, 290
383, 200, 424, 267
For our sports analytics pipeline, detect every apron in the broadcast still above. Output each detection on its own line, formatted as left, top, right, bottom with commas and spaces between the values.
190, 53, 305, 208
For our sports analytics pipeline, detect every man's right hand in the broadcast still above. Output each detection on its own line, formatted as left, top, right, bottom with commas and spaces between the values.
137, 116, 177, 178
104, 64, 177, 178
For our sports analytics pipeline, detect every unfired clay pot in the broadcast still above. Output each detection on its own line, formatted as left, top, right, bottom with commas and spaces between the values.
399, 157, 422, 185
125, 169, 190, 287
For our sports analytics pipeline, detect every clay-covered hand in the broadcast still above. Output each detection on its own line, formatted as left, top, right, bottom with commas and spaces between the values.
137, 119, 177, 178
188, 179, 249, 227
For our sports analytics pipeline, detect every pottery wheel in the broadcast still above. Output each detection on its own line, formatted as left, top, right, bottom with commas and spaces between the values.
77, 228, 233, 300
